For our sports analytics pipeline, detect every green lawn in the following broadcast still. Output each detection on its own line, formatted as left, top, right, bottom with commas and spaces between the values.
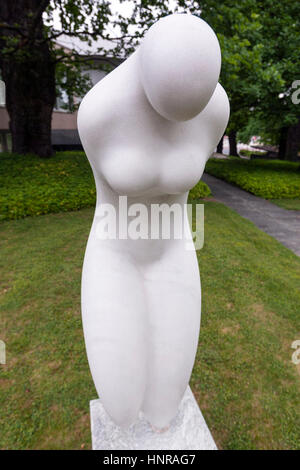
1, 202, 299, 449
205, 158, 300, 201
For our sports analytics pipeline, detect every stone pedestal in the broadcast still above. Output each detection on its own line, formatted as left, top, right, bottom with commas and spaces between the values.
90, 386, 217, 450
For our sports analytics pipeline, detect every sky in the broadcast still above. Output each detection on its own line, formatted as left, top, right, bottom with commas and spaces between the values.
46, 0, 192, 55
51, 1, 139, 32
50, 0, 186, 35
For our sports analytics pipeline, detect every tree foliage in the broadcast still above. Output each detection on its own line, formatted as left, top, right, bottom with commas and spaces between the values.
0, 1, 299, 159
114, 0, 300, 159
0, 1, 114, 156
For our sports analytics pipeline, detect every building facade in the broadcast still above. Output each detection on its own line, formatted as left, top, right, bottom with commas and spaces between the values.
0, 35, 121, 152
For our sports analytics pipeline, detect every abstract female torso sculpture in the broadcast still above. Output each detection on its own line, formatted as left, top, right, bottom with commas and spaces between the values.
78, 14, 229, 430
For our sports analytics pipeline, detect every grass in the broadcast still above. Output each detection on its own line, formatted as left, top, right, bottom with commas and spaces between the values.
0, 151, 211, 220
0, 202, 299, 449
205, 158, 300, 200
270, 199, 300, 210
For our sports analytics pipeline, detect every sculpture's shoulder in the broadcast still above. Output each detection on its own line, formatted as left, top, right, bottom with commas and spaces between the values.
201, 83, 230, 137
77, 54, 143, 153
193, 83, 230, 158
77, 66, 121, 145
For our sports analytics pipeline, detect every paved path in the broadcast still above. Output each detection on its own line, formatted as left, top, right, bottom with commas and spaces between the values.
202, 173, 300, 256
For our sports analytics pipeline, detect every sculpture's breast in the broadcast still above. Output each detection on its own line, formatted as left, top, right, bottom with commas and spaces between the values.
98, 145, 205, 197
99, 149, 159, 196
159, 148, 206, 195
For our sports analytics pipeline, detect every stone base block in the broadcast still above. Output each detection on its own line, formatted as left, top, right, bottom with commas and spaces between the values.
90, 386, 217, 450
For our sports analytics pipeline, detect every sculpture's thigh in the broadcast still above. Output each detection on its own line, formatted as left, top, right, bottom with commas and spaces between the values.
81, 246, 147, 427
142, 266, 201, 428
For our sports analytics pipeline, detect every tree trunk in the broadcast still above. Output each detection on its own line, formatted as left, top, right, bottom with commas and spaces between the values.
0, 132, 8, 152
285, 118, 300, 161
278, 127, 288, 160
217, 134, 224, 154
0, 1, 55, 158
229, 131, 238, 156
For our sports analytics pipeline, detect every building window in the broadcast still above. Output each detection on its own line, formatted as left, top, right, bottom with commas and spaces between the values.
55, 87, 73, 112
0, 79, 6, 106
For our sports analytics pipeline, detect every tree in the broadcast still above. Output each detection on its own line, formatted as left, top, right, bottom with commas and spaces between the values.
115, 0, 267, 157
0, 0, 112, 157
116, 1, 300, 160
253, 1, 300, 160
2, 1, 299, 160
227, 1, 300, 160
216, 135, 224, 154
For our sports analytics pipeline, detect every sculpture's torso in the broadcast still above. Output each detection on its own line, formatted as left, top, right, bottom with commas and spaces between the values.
78, 30, 229, 429
78, 52, 228, 198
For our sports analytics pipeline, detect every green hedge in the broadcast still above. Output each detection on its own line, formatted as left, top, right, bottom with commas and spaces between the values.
0, 152, 96, 220
239, 149, 267, 158
205, 158, 300, 199
188, 180, 211, 199
0, 151, 211, 221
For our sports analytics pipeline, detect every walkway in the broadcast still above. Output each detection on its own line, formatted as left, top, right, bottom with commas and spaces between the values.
202, 173, 300, 256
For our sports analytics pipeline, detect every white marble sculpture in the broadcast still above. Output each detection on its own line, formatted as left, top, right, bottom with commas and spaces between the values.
78, 13, 229, 431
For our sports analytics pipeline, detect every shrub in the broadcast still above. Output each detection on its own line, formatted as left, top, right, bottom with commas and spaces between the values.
188, 180, 211, 199
239, 149, 267, 158
0, 151, 96, 220
205, 158, 300, 199
0, 151, 212, 221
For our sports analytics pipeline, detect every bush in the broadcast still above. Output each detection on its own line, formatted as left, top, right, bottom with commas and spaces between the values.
0, 151, 212, 220
205, 158, 300, 199
0, 151, 96, 220
188, 180, 211, 199
239, 149, 267, 158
